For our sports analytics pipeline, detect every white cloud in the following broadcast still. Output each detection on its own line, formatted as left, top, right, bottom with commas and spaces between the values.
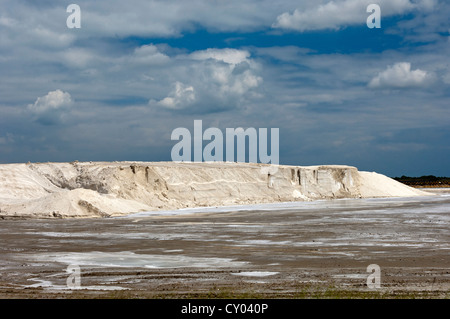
191, 48, 261, 95
28, 90, 73, 113
152, 48, 262, 111
368, 62, 433, 89
272, 0, 428, 32
155, 82, 196, 109
190, 48, 250, 65
131, 45, 170, 65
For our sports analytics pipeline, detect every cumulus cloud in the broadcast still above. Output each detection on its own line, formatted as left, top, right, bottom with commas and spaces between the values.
368, 62, 433, 89
28, 90, 73, 113
131, 45, 170, 65
27, 90, 73, 125
272, 0, 431, 32
152, 48, 262, 112
190, 48, 261, 95
155, 82, 196, 109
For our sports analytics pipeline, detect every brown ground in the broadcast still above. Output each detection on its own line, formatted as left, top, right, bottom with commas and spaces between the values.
0, 191, 449, 299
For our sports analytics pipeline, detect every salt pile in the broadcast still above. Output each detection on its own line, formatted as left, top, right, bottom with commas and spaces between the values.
0, 161, 431, 218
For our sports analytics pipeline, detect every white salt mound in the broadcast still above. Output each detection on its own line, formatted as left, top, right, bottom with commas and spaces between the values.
0, 161, 431, 219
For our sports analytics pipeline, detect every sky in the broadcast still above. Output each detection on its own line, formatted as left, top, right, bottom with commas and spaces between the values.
0, 0, 449, 177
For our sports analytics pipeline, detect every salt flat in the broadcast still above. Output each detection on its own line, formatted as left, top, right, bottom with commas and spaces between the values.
0, 192, 448, 298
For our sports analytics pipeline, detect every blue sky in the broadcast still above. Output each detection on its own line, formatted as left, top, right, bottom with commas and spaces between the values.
0, 0, 449, 176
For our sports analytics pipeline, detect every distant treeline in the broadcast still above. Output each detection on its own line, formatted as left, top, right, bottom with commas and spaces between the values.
393, 175, 450, 187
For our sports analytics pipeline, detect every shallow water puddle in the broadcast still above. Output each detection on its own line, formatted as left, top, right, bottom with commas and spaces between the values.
28, 251, 248, 269
231, 271, 279, 277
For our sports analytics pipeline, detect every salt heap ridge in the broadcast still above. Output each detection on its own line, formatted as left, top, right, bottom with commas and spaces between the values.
0, 161, 430, 218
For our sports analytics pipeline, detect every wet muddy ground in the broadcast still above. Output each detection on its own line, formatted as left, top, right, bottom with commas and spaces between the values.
1, 192, 449, 298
